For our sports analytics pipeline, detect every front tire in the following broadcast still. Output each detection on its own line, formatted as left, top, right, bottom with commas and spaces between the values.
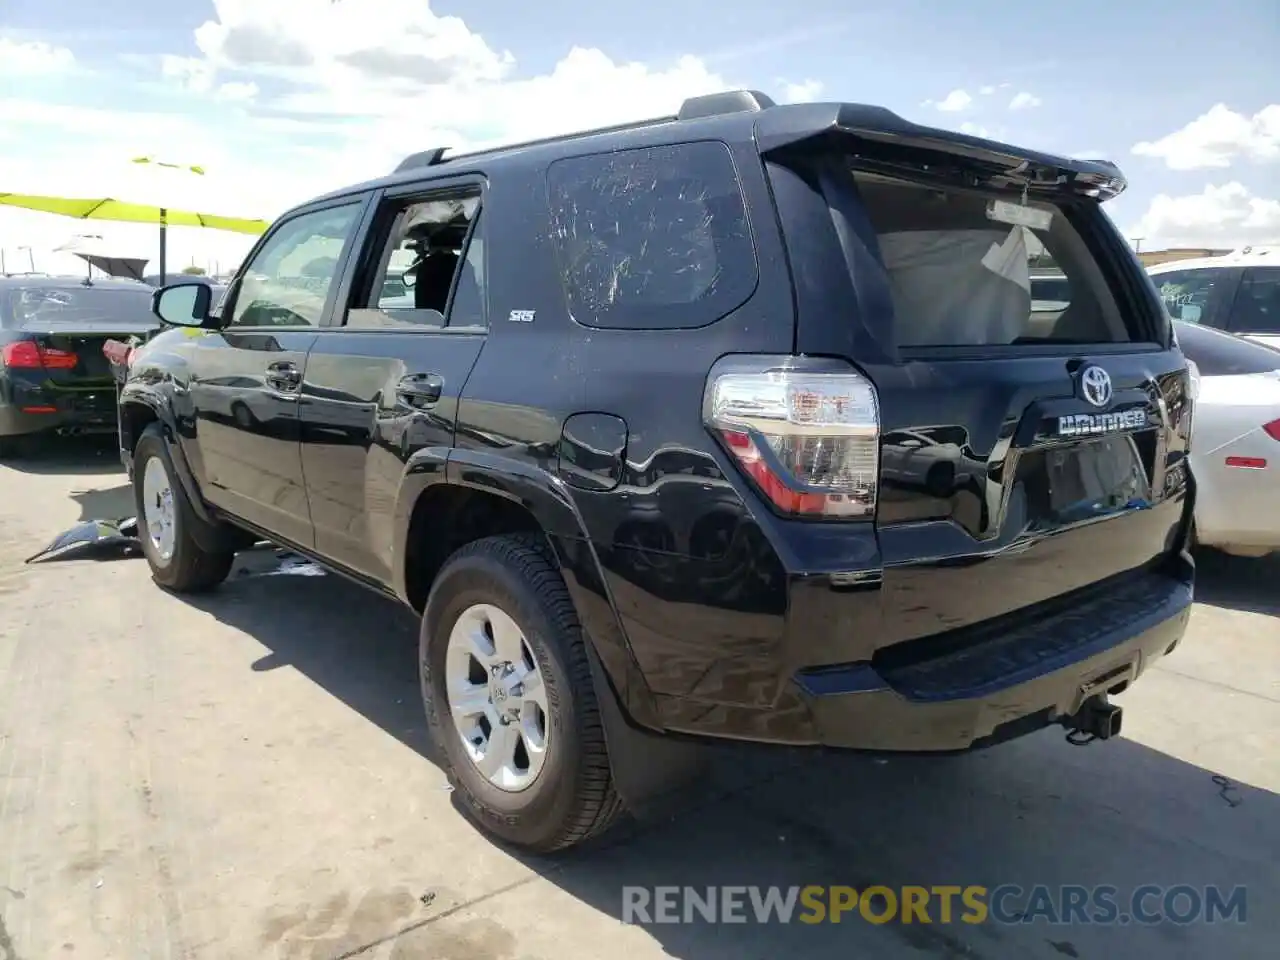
421, 533, 624, 853
132, 424, 235, 592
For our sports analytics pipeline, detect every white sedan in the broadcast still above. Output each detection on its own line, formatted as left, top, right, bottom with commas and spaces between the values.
1176, 321, 1280, 557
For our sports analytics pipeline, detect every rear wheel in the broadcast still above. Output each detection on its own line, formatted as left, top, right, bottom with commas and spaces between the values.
132, 424, 235, 592
421, 533, 625, 853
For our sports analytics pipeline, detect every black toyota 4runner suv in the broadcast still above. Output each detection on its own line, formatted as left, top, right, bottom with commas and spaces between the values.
120, 90, 1195, 853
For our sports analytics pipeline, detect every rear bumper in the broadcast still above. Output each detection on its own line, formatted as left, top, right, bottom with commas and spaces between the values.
1, 369, 119, 436
641, 546, 1194, 752
794, 565, 1192, 751
0, 392, 118, 437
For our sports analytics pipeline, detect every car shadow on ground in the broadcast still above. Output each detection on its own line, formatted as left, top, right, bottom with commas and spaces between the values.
1194, 549, 1280, 617
0, 434, 123, 477
69, 483, 136, 522
184, 555, 1279, 960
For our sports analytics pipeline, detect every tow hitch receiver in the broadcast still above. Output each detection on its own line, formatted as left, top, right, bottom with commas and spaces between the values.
1060, 694, 1124, 743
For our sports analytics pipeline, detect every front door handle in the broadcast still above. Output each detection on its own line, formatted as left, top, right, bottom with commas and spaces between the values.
265, 360, 301, 392
396, 373, 443, 407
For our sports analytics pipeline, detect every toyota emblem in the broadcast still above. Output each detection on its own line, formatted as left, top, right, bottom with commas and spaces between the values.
1079, 366, 1113, 408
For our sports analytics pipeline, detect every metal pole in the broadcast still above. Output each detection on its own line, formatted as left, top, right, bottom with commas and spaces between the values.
159, 207, 167, 285
1, 249, 6, 275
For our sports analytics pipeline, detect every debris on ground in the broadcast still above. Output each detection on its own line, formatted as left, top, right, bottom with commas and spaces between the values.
25, 517, 141, 564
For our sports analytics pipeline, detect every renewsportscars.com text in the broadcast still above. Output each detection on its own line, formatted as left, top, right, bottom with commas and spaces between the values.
622, 884, 1248, 926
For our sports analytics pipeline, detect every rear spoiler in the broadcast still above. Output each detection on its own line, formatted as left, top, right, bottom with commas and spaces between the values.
755, 102, 1127, 201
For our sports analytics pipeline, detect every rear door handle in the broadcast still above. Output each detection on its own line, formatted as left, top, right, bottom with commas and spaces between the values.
265, 360, 301, 392
396, 373, 443, 407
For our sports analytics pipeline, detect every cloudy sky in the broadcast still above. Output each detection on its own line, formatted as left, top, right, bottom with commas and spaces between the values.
1, 0, 1276, 275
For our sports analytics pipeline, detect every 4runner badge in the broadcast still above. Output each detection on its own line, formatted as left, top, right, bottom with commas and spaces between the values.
508, 310, 536, 323
1056, 408, 1149, 437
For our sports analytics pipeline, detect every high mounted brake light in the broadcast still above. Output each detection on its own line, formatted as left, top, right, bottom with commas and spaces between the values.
704, 357, 880, 518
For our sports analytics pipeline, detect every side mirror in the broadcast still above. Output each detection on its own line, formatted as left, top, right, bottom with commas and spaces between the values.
152, 282, 214, 328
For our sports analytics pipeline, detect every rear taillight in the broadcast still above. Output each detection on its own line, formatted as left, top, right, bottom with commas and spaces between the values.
39, 348, 79, 370
1, 342, 42, 368
704, 357, 880, 518
1, 341, 79, 370
1264, 418, 1280, 442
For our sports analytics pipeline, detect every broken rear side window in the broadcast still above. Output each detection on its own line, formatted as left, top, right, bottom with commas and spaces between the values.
853, 173, 1132, 347
546, 141, 757, 330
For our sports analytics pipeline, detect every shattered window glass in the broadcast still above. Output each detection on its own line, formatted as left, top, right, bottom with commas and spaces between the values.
546, 141, 757, 330
9, 285, 153, 327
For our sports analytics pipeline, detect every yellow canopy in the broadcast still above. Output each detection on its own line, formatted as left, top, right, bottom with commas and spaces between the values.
0, 192, 269, 235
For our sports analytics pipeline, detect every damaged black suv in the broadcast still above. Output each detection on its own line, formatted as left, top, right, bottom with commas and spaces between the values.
120, 89, 1196, 853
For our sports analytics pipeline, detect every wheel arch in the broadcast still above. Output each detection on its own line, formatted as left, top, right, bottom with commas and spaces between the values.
394, 446, 662, 732
119, 387, 219, 531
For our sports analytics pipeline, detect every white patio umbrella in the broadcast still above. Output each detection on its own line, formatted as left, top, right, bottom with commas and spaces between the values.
54, 234, 150, 281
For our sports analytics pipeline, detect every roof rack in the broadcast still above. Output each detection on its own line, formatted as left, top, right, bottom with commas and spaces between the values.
389, 115, 672, 174
388, 89, 777, 175
677, 89, 776, 121
394, 147, 449, 173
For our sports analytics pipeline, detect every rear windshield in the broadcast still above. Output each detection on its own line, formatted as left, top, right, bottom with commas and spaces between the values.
4, 285, 155, 328
1175, 320, 1280, 377
853, 173, 1132, 347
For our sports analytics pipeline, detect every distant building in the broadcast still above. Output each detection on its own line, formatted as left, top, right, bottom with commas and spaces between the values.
1137, 248, 1233, 268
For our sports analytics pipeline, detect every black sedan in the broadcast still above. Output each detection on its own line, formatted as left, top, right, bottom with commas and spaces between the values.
0, 276, 158, 456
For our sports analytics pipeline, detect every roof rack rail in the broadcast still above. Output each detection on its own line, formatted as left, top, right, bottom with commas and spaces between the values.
677, 89, 775, 121
389, 95, 769, 176
417, 115, 679, 168
393, 147, 449, 173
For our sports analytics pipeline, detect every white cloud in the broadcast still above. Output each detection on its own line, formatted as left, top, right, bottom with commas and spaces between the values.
960, 121, 991, 138
1009, 91, 1042, 111
191, 0, 514, 90
0, 2, 771, 273
215, 81, 260, 102
979, 85, 996, 96
1127, 182, 1280, 249
161, 54, 216, 93
1132, 104, 1280, 170
0, 36, 75, 74
778, 79, 824, 104
932, 89, 973, 112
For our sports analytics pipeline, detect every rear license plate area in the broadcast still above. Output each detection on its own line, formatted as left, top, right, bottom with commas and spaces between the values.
68, 392, 115, 417
1021, 436, 1150, 523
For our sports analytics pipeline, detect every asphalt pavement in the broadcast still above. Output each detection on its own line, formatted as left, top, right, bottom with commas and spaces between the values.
1, 438, 1277, 959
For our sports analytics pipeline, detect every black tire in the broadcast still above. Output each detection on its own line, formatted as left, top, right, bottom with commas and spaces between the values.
132, 424, 235, 592
421, 533, 625, 853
